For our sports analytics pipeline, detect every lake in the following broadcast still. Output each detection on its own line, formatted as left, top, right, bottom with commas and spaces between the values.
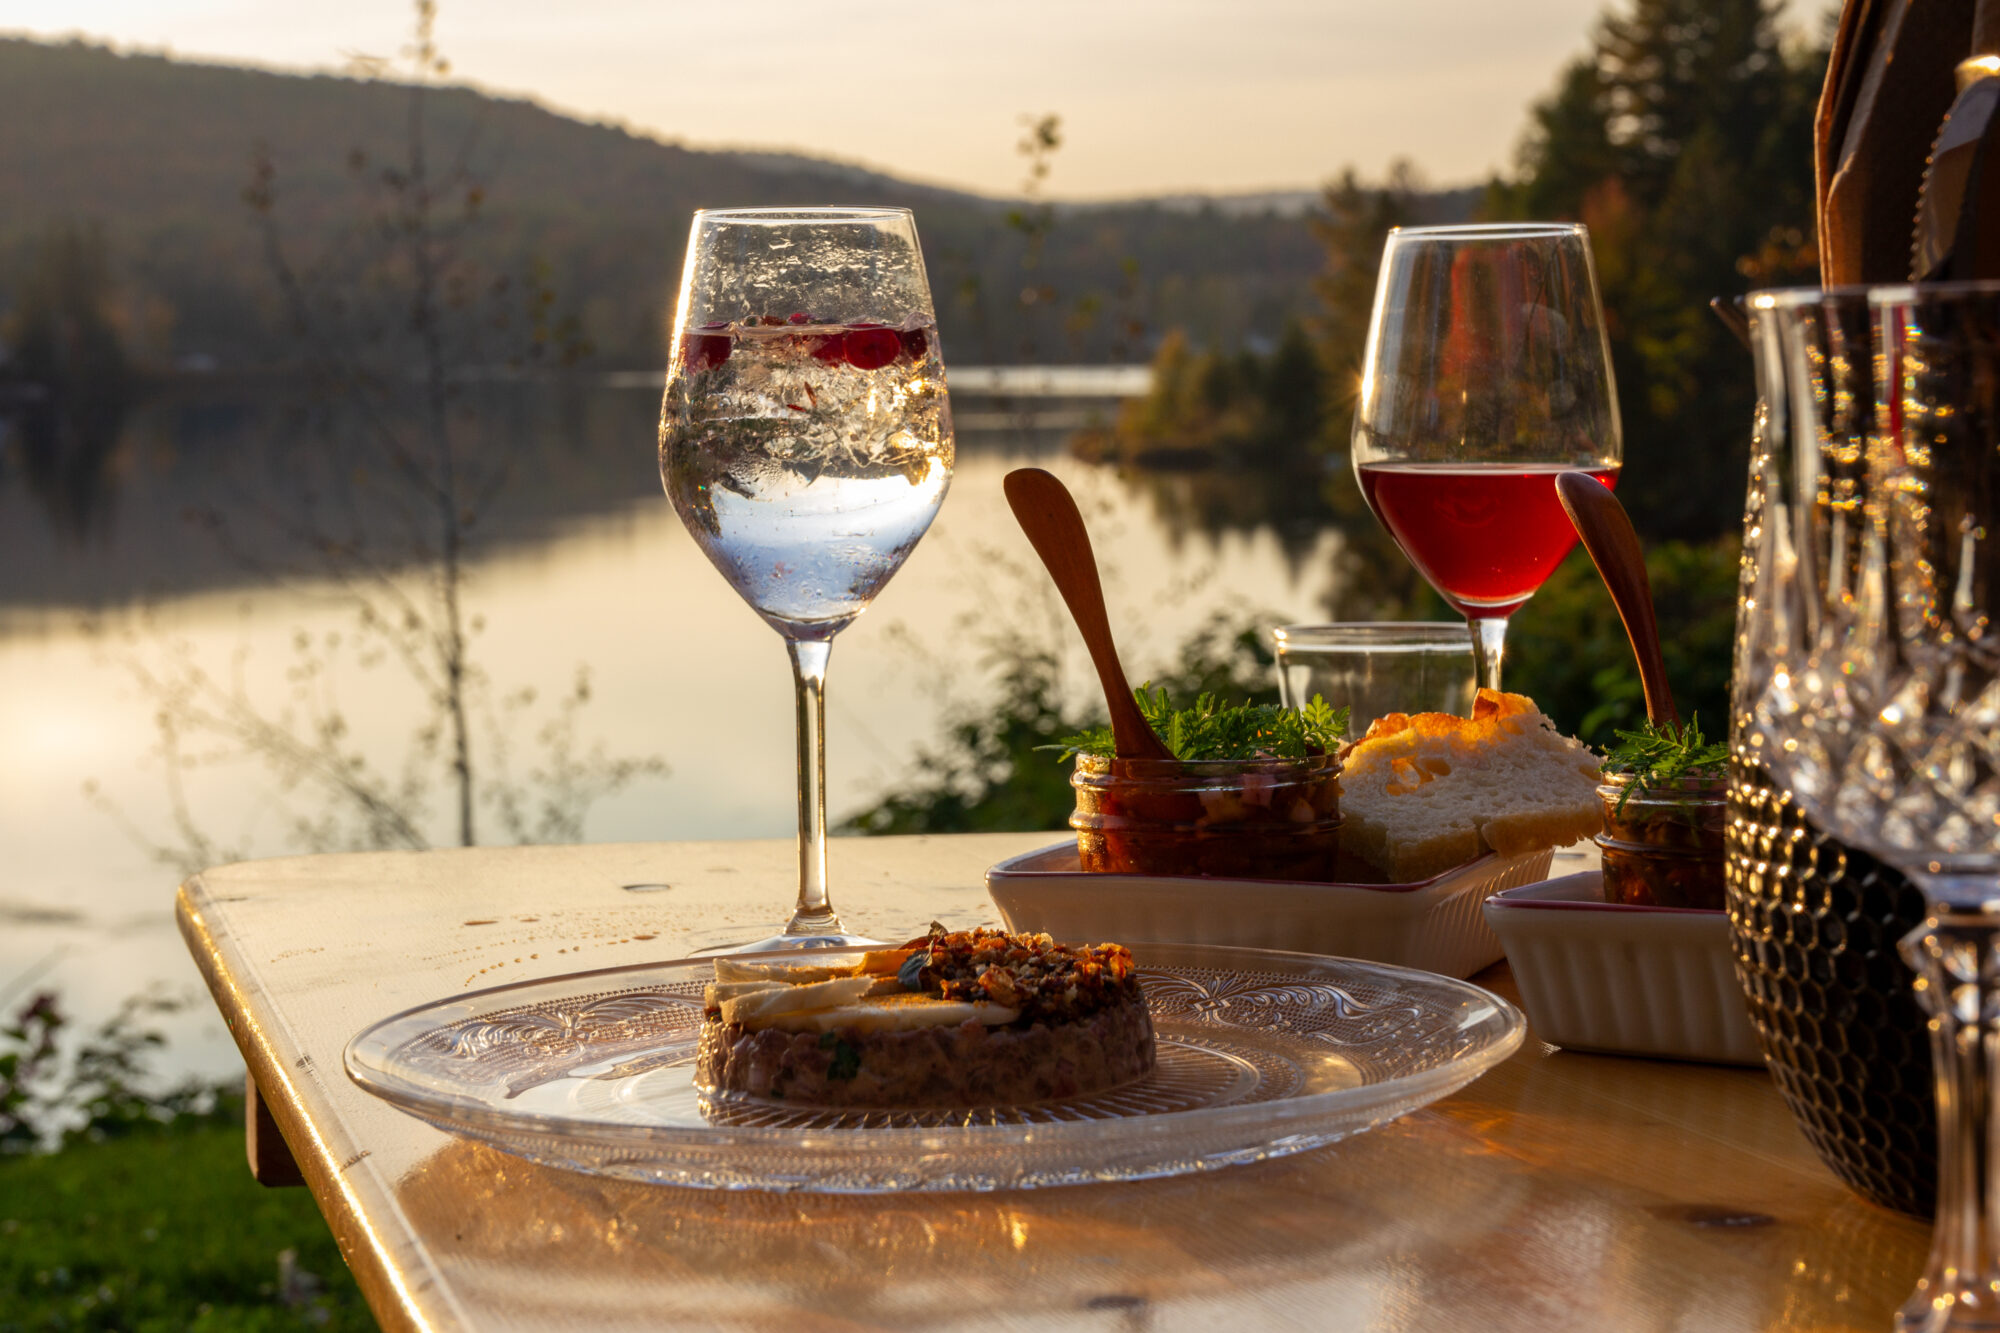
0, 373, 1350, 1084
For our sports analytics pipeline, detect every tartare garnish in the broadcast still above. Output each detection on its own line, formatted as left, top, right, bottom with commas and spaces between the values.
1602, 715, 1727, 811
1045, 688, 1346, 762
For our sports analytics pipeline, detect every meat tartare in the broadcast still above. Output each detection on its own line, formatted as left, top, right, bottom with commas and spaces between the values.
695, 926, 1156, 1108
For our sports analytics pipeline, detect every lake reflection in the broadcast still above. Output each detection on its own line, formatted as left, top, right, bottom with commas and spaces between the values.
0, 378, 1344, 1081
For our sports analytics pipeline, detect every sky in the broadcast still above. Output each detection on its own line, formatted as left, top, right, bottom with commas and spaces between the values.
0, 0, 1814, 201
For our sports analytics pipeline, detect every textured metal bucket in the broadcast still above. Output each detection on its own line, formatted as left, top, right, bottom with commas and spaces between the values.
1725, 760, 1934, 1217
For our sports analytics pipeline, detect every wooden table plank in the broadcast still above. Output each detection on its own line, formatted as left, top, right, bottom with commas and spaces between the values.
177, 834, 1929, 1332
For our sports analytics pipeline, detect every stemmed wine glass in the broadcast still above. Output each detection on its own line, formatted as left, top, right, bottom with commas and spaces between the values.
659, 207, 953, 950
1744, 282, 2000, 1332
1351, 223, 1622, 690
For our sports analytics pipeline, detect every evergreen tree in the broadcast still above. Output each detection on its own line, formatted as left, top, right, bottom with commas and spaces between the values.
1310, 163, 1419, 427
1488, 0, 1823, 539
1302, 165, 1443, 619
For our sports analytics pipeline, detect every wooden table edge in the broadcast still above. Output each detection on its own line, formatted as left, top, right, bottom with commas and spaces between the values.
173, 837, 1921, 1331
176, 873, 461, 1333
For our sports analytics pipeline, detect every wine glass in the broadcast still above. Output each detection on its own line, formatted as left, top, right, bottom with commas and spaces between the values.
659, 207, 953, 950
1743, 282, 2000, 1332
1351, 223, 1622, 691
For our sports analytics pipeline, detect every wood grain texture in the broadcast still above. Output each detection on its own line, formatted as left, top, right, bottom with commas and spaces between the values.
177, 835, 1927, 1332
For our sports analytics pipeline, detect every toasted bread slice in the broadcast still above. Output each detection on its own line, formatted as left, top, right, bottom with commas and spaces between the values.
1340, 689, 1602, 881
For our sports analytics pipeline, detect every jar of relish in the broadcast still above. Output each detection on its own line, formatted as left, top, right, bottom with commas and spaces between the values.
1595, 770, 1726, 909
1070, 752, 1343, 881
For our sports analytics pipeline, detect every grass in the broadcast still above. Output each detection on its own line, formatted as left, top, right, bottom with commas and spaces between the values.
0, 1115, 375, 1332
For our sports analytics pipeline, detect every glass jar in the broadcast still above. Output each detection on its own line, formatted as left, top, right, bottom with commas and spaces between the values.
1070, 752, 1343, 881
1595, 771, 1727, 909
1271, 622, 1477, 739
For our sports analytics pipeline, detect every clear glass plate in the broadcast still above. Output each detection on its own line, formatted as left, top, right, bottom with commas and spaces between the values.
343, 942, 1524, 1193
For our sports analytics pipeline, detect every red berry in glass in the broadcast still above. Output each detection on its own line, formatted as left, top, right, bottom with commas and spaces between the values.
842, 325, 902, 370
680, 322, 732, 372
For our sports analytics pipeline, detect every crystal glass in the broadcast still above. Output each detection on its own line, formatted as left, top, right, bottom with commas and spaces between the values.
1351, 223, 1622, 690
1727, 287, 1936, 1220
659, 207, 953, 949
1272, 621, 1477, 737
1742, 282, 2000, 1331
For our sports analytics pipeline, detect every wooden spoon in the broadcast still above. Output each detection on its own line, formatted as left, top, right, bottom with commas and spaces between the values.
1003, 467, 1176, 762
1554, 472, 1682, 730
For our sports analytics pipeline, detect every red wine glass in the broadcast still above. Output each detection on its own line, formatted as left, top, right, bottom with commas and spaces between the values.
1351, 223, 1621, 691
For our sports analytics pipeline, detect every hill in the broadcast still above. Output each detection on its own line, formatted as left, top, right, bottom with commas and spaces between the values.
0, 38, 1472, 368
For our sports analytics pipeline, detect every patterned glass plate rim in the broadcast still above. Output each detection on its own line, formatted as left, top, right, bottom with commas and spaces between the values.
343, 942, 1523, 1192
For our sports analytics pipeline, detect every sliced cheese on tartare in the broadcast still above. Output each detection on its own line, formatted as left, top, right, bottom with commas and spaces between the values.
717, 975, 878, 1026
713, 958, 856, 985
706, 952, 1021, 1034
708, 964, 904, 1008
702, 979, 789, 1008
758, 994, 1021, 1034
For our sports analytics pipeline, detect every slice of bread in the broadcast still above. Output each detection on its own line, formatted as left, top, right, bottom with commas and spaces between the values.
1340, 689, 1603, 882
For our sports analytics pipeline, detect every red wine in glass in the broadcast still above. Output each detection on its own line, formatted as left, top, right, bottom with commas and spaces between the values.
1350, 223, 1622, 690
1357, 462, 1621, 619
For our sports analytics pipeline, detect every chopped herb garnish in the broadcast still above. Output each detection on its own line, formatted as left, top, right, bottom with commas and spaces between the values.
1603, 715, 1728, 811
1043, 688, 1347, 762
826, 1038, 861, 1081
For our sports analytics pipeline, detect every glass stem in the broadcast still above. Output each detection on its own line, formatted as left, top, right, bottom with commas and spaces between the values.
1899, 905, 2000, 1332
784, 637, 841, 937
1468, 616, 1508, 693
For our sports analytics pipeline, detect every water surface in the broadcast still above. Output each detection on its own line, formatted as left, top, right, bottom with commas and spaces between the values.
0, 377, 1345, 1082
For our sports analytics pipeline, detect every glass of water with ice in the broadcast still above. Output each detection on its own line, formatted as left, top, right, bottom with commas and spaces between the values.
659, 208, 954, 950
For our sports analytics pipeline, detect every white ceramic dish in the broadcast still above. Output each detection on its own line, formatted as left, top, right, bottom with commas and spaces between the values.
1483, 871, 1764, 1067
985, 841, 1554, 979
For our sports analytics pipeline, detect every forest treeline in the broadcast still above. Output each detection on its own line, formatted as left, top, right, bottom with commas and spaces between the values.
0, 37, 1477, 373
1089, 0, 1825, 542
0, 2, 1831, 813
851, 0, 1828, 831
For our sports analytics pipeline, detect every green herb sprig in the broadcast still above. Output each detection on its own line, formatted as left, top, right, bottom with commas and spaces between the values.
1042, 687, 1347, 763
1603, 714, 1728, 812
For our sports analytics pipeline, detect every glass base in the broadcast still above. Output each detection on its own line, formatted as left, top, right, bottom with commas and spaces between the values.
1897, 1290, 2000, 1333
692, 929, 889, 955
1897, 910, 2000, 1333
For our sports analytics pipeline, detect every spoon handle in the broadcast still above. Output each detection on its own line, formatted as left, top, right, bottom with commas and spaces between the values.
1003, 468, 1175, 762
1554, 471, 1682, 731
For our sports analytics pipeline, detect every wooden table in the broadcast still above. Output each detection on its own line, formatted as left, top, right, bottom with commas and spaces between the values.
177, 832, 1928, 1332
